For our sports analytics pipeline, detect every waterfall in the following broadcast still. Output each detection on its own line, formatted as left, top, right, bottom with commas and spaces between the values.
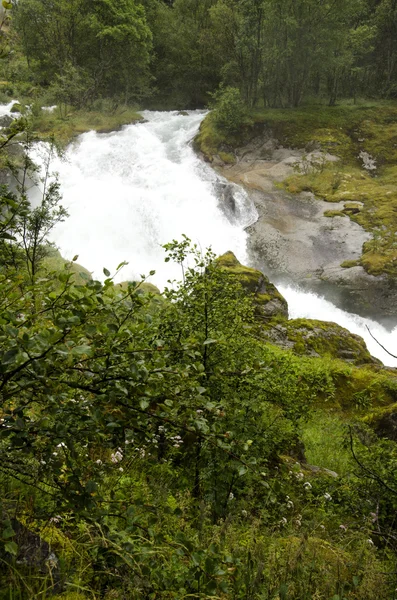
8, 107, 397, 366
38, 110, 257, 287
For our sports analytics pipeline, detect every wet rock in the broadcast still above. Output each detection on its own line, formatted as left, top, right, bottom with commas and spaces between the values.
0, 114, 13, 128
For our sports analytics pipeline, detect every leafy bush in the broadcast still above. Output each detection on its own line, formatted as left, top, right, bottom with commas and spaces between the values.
211, 86, 249, 135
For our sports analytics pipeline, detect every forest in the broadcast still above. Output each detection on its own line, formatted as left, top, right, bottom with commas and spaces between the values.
1, 0, 397, 599
4, 0, 397, 110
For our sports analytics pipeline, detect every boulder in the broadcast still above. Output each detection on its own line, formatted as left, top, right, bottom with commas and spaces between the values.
0, 114, 13, 128
264, 318, 380, 365
216, 251, 288, 320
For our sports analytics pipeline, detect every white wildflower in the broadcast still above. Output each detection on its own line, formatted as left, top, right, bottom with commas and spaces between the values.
303, 481, 312, 490
324, 492, 332, 501
111, 450, 123, 463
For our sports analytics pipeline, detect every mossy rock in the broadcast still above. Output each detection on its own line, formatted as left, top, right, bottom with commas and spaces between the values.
324, 209, 346, 218
41, 249, 92, 285
341, 259, 360, 268
343, 202, 363, 215
362, 402, 397, 441
10, 102, 22, 113
216, 251, 288, 320
265, 318, 379, 365
218, 151, 236, 164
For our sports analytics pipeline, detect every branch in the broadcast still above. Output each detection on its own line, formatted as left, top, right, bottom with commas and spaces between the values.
348, 426, 397, 496
365, 325, 397, 359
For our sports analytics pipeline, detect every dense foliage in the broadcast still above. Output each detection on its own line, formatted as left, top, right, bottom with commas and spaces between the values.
5, 0, 397, 109
1, 1, 397, 597
0, 170, 397, 596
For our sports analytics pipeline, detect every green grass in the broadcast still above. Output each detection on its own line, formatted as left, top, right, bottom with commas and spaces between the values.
300, 411, 353, 476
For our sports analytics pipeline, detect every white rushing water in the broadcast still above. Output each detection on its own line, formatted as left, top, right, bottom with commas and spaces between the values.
41, 110, 256, 287
279, 285, 397, 367
22, 108, 397, 366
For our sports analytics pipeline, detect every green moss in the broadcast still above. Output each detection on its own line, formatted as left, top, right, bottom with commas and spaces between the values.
283, 318, 376, 365
341, 259, 360, 268
216, 252, 288, 319
324, 210, 346, 217
194, 113, 251, 163
218, 151, 236, 164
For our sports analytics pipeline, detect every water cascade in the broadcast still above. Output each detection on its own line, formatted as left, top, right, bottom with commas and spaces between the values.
15, 109, 397, 366
41, 110, 257, 287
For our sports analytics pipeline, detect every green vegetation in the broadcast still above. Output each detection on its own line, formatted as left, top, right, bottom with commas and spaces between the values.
1, 0, 397, 597
29, 105, 143, 147
1, 186, 397, 596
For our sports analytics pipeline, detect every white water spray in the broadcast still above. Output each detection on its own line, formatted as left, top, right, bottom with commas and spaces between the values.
43, 110, 256, 287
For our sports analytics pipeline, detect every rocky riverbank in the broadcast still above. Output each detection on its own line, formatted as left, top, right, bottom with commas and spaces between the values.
195, 106, 397, 326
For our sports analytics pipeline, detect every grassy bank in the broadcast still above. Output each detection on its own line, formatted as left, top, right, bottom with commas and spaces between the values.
29, 104, 143, 147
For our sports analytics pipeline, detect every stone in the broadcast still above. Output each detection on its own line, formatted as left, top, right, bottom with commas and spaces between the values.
263, 317, 380, 365
216, 251, 288, 320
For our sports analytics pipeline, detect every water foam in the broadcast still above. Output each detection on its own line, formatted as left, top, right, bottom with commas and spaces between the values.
41, 110, 256, 287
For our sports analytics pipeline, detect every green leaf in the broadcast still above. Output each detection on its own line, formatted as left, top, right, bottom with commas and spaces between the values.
72, 255, 79, 262
203, 338, 218, 345
2, 347, 19, 365
71, 345, 92, 356
238, 465, 247, 476
103, 267, 110, 277
4, 541, 18, 556
85, 480, 98, 494
140, 398, 149, 410
2, 523, 15, 539
2, 1, 12, 10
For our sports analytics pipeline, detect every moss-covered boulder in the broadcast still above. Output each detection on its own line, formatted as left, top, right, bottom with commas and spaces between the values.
216, 251, 288, 320
41, 249, 92, 285
265, 318, 379, 365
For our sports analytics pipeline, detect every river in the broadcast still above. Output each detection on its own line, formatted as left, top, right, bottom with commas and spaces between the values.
27, 110, 397, 367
